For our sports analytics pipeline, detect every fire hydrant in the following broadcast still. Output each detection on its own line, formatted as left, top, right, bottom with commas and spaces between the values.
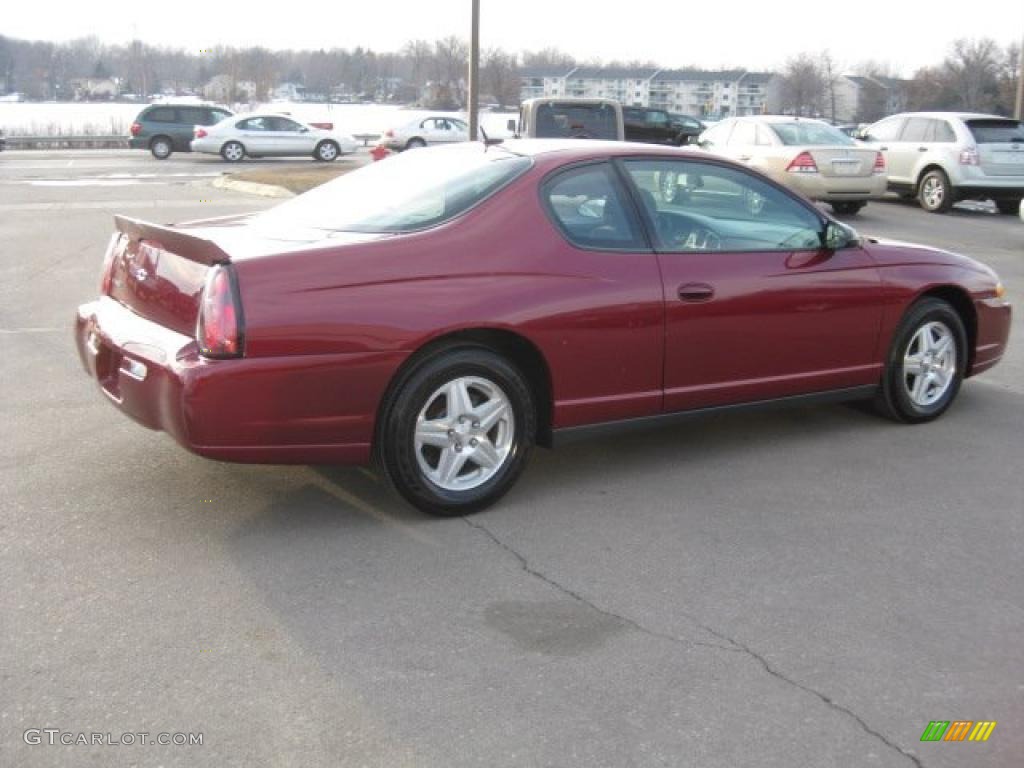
370, 145, 391, 162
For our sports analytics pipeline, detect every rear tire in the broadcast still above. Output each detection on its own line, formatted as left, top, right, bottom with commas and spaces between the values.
874, 298, 967, 424
377, 346, 535, 516
150, 136, 173, 159
995, 198, 1021, 215
918, 168, 954, 213
221, 141, 245, 163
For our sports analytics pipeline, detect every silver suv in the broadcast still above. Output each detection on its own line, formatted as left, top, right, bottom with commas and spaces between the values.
858, 112, 1024, 214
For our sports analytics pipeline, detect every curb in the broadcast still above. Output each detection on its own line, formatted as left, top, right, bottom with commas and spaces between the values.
213, 175, 295, 198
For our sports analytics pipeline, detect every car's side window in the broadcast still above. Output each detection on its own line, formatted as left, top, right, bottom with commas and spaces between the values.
238, 118, 270, 131
146, 108, 176, 123
932, 120, 956, 143
543, 163, 646, 251
271, 117, 303, 132
700, 121, 733, 148
868, 117, 903, 142
901, 118, 932, 143
623, 159, 823, 253
729, 121, 757, 146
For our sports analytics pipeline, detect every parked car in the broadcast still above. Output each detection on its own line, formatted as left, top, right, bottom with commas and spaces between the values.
623, 107, 697, 146
669, 113, 705, 142
129, 103, 234, 159
857, 112, 1024, 213
695, 116, 886, 214
0, 128, 6, 152
515, 98, 624, 141
190, 113, 359, 162
75, 141, 1010, 515
379, 116, 475, 151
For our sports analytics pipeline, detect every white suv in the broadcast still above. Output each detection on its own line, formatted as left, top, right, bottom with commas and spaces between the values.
858, 112, 1024, 214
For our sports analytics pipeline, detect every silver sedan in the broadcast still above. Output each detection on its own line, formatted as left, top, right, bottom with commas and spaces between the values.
379, 116, 476, 151
191, 113, 359, 162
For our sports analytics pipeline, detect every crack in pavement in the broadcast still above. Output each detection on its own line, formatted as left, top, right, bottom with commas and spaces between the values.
463, 515, 925, 768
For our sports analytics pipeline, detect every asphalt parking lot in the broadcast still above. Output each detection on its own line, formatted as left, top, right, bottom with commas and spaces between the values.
2, 149, 1022, 768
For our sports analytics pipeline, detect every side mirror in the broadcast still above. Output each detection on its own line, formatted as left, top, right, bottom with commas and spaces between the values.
823, 220, 859, 250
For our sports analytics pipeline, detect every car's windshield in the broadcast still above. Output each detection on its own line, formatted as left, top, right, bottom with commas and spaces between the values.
253, 146, 532, 234
770, 122, 855, 146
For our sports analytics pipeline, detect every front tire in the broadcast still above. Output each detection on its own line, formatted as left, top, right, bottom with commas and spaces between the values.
378, 346, 536, 516
314, 140, 339, 162
150, 136, 173, 159
918, 168, 954, 213
405, 137, 427, 150
875, 298, 967, 423
221, 141, 245, 163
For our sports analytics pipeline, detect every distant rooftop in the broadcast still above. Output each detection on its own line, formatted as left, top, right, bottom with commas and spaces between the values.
571, 67, 660, 81
654, 69, 746, 82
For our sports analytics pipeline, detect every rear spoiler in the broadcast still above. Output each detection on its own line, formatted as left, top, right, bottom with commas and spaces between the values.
114, 215, 231, 265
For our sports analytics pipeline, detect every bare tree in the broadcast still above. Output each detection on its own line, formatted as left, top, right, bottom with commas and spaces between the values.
819, 50, 841, 122
943, 37, 1001, 111
482, 47, 518, 107
779, 53, 825, 116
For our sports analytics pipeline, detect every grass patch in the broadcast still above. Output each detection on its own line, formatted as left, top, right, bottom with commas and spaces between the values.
229, 164, 355, 194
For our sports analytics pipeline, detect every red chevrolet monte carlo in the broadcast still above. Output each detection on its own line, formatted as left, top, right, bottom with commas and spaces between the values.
75, 140, 1011, 515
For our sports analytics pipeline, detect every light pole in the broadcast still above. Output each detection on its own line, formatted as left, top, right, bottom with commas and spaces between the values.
467, 0, 480, 140
1015, 32, 1023, 121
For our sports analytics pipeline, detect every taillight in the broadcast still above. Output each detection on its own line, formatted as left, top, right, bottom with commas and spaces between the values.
195, 127, 208, 139
872, 151, 886, 174
99, 233, 121, 294
197, 264, 243, 359
130, 122, 142, 136
385, 129, 394, 138
786, 151, 818, 173
959, 147, 979, 166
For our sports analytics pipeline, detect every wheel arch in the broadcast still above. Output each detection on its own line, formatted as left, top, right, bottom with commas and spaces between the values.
375, 327, 555, 452
913, 285, 978, 374
914, 163, 951, 194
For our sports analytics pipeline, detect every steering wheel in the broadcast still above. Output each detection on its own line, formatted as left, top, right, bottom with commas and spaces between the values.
654, 212, 722, 251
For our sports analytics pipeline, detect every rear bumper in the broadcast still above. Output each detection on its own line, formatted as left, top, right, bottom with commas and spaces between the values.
788, 173, 887, 202
75, 297, 399, 465
969, 297, 1012, 377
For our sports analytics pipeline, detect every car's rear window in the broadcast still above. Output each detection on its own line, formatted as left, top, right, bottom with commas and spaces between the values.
965, 119, 1024, 144
534, 103, 620, 140
254, 145, 532, 234
770, 122, 854, 146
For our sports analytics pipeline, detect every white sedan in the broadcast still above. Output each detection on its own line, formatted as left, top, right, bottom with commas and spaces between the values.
191, 113, 359, 162
379, 116, 477, 151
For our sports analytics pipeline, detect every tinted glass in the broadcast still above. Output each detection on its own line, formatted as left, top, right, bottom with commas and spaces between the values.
534, 102, 620, 140
270, 117, 303, 131
624, 159, 822, 253
867, 117, 903, 142
177, 108, 208, 126
238, 117, 270, 131
254, 145, 531, 234
770, 122, 854, 146
145, 107, 176, 123
966, 119, 1024, 143
544, 163, 644, 250
646, 111, 669, 126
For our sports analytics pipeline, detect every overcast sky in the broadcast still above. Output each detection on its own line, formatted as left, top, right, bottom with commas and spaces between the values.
6, 1, 1023, 76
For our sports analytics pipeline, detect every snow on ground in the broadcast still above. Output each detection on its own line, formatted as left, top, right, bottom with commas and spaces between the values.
0, 101, 517, 138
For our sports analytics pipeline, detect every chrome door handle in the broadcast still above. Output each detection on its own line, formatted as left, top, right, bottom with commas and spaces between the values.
678, 283, 715, 302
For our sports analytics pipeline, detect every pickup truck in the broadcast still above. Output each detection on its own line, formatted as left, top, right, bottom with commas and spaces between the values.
623, 107, 703, 146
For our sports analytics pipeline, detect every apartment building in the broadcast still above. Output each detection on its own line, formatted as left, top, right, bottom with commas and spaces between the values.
519, 67, 775, 117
